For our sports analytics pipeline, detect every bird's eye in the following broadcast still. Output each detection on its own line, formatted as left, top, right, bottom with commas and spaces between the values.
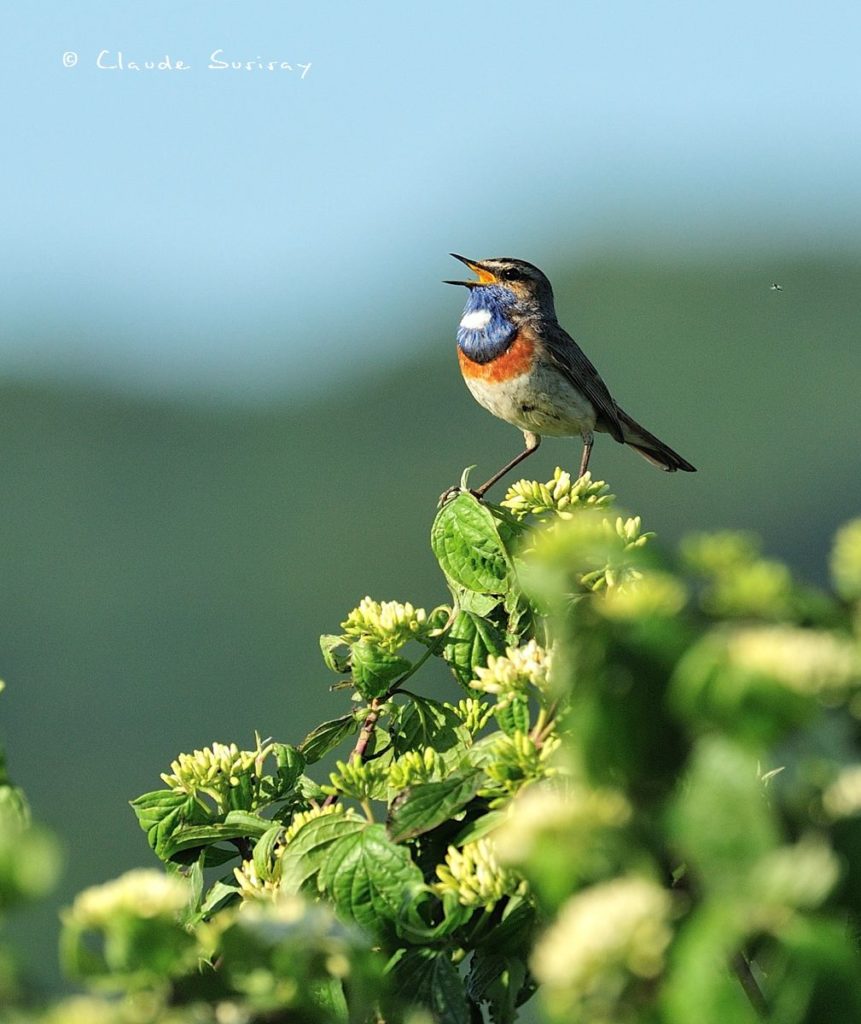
500, 268, 520, 281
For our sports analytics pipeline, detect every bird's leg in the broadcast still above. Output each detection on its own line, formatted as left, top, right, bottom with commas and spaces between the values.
578, 431, 593, 478
473, 431, 541, 498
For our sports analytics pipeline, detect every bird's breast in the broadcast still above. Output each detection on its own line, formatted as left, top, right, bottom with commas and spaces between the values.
457, 328, 536, 383
458, 326, 598, 437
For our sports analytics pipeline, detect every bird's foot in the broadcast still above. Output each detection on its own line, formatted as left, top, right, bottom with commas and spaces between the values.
437, 484, 484, 508
438, 484, 460, 507
438, 466, 484, 508
436, 483, 483, 507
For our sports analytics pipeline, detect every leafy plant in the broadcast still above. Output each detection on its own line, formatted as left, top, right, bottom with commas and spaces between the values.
6, 467, 861, 1022
0, 682, 62, 1007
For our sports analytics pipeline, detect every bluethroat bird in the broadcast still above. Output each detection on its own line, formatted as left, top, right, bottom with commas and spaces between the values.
445, 255, 696, 498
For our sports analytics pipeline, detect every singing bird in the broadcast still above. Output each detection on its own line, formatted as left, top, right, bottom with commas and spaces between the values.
445, 254, 695, 497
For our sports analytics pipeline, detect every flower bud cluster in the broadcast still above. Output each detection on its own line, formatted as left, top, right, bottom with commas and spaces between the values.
531, 876, 673, 1021
470, 640, 552, 709
68, 869, 189, 927
321, 757, 387, 802
751, 836, 839, 913
482, 730, 561, 803
823, 765, 861, 819
599, 571, 687, 619
283, 802, 346, 843
681, 530, 793, 619
502, 469, 613, 520
160, 739, 274, 811
161, 741, 256, 794
832, 518, 861, 602
234, 858, 281, 902
450, 697, 494, 734
387, 747, 443, 791
725, 625, 861, 701
493, 782, 631, 867
341, 597, 430, 653
433, 838, 525, 909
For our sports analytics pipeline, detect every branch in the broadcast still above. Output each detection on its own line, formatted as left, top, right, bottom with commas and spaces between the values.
320, 605, 459, 810
321, 698, 383, 809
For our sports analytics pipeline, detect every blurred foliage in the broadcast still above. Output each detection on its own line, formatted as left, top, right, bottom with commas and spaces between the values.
3, 254, 861, 991
4, 462, 861, 1021
0, 681, 62, 1007
1, 251, 860, 1014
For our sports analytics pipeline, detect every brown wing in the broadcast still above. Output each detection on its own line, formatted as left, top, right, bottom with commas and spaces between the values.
541, 323, 625, 442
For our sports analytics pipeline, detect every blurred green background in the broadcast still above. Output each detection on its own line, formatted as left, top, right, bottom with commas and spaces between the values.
3, 0, 861, 994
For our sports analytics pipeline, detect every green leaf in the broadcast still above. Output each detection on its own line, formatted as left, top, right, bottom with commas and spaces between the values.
296, 773, 328, 803
130, 789, 213, 861
174, 844, 239, 868
131, 808, 271, 865
61, 911, 197, 984
350, 639, 411, 699
394, 886, 474, 943
661, 902, 761, 1024
466, 951, 506, 1004
394, 695, 471, 768
495, 695, 531, 736
199, 877, 240, 916
444, 610, 508, 688
273, 743, 305, 792
456, 589, 503, 616
504, 588, 533, 644
298, 713, 359, 764
431, 493, 511, 595
222, 810, 273, 837
671, 630, 815, 744
667, 736, 779, 894
159, 821, 262, 862
319, 633, 351, 673
464, 733, 506, 770
279, 813, 368, 893
479, 897, 536, 956
772, 916, 861, 1022
361, 724, 392, 764
466, 952, 530, 1024
388, 769, 485, 843
386, 948, 470, 1024
253, 824, 284, 881
130, 788, 200, 833
317, 823, 425, 931
186, 856, 205, 915
451, 809, 507, 846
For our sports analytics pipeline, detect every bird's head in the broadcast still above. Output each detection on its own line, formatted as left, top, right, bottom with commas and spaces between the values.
445, 255, 556, 320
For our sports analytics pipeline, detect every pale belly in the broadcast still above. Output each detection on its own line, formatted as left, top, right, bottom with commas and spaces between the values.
463, 363, 597, 438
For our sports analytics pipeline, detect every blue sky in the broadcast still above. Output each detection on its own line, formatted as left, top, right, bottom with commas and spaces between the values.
2, 1, 859, 396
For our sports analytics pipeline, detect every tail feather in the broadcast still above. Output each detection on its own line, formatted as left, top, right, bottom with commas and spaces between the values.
615, 407, 696, 473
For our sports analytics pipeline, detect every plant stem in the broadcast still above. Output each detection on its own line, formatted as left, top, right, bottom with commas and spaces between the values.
321, 698, 382, 809
320, 605, 459, 811
731, 951, 768, 1019
352, 701, 383, 763
530, 698, 560, 748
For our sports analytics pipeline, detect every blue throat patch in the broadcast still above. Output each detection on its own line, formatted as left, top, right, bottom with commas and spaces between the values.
456, 285, 517, 364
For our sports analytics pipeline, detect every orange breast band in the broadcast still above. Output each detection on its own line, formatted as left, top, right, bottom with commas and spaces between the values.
458, 330, 535, 382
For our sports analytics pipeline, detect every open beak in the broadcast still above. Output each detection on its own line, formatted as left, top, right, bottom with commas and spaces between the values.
444, 253, 497, 287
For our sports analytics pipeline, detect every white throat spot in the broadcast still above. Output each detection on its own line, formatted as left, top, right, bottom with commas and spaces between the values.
460, 309, 492, 330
